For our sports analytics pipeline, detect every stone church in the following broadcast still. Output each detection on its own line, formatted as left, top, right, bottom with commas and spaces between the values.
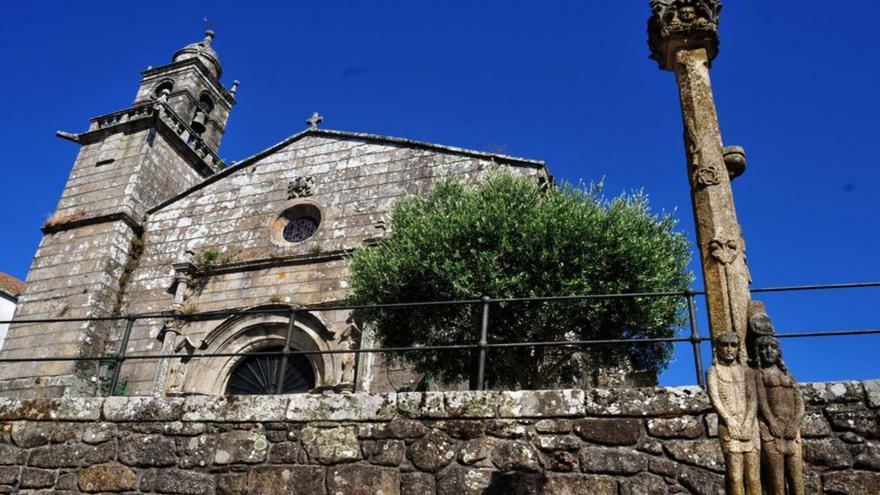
0, 31, 549, 398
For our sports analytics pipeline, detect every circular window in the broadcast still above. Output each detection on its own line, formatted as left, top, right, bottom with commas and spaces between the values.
271, 203, 322, 246
283, 216, 319, 243
225, 346, 316, 395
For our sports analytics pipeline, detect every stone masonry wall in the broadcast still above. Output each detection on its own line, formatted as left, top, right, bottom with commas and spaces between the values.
0, 124, 209, 398
0, 381, 876, 494
117, 132, 547, 396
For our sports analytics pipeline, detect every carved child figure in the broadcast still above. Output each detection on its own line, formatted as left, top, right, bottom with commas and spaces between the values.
755, 334, 805, 495
707, 331, 761, 495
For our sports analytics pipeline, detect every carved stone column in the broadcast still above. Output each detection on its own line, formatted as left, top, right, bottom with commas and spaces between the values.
648, 0, 751, 357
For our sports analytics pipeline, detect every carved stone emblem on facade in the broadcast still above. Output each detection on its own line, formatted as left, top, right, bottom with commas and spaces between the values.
288, 176, 315, 199
648, 0, 723, 71
707, 331, 761, 495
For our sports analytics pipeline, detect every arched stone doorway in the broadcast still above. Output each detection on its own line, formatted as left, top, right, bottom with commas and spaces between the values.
181, 306, 338, 395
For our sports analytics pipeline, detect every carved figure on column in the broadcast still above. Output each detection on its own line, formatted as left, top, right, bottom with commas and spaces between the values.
336, 323, 361, 393
685, 123, 722, 189
751, 309, 805, 495
707, 331, 761, 495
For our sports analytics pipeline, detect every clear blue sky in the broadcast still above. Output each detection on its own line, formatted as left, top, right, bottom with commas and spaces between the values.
0, 2, 877, 386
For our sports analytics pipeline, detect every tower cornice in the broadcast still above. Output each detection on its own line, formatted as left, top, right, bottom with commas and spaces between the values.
79, 101, 225, 175
141, 58, 237, 105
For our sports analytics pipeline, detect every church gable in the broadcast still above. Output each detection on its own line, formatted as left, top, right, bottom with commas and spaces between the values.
144, 130, 546, 267
113, 130, 546, 395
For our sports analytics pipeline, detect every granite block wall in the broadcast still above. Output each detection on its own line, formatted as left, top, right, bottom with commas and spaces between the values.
0, 122, 210, 398
116, 132, 547, 396
0, 381, 876, 494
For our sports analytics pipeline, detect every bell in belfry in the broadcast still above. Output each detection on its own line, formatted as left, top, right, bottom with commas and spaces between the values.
191, 110, 208, 134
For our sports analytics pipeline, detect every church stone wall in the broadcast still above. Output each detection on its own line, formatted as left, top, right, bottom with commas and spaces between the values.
0, 126, 212, 398
116, 133, 546, 396
0, 381, 876, 494
52, 126, 205, 224
0, 221, 136, 396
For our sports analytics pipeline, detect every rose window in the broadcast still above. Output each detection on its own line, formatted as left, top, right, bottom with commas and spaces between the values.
282, 216, 319, 243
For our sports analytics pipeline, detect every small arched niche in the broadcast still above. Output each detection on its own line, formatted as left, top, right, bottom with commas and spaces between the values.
154, 80, 174, 99
197, 92, 215, 114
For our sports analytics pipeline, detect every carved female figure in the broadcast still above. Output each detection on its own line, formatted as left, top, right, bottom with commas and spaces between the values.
755, 335, 805, 495
707, 331, 761, 495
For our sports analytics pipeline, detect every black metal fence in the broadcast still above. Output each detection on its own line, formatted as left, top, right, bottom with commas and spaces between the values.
0, 281, 878, 396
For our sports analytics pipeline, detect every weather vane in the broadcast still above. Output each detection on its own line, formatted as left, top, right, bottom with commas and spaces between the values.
203, 17, 220, 32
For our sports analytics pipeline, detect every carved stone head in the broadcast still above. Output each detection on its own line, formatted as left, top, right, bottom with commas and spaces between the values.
679, 6, 697, 23
754, 335, 783, 369
746, 300, 775, 365
749, 312, 775, 337
713, 331, 740, 365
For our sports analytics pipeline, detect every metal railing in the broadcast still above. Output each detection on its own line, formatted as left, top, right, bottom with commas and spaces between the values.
0, 281, 878, 396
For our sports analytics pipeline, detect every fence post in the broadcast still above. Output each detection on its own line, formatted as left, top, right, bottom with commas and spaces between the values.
476, 296, 490, 391
109, 315, 135, 397
275, 307, 296, 394
685, 290, 706, 388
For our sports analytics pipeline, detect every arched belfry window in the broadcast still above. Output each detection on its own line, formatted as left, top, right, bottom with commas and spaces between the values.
191, 92, 215, 135
154, 81, 174, 99
225, 346, 316, 395
197, 92, 215, 114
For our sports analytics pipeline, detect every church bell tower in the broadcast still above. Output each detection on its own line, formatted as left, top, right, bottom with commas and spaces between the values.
0, 31, 237, 398
134, 30, 237, 152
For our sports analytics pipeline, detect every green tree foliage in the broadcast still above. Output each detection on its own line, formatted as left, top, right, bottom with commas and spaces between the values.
349, 170, 692, 389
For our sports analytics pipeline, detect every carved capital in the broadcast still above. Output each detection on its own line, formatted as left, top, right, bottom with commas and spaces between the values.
648, 0, 722, 71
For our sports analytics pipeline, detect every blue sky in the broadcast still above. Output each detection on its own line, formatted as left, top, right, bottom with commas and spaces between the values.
0, 1, 877, 386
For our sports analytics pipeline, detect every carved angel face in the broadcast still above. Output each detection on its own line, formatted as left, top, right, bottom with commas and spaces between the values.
679, 6, 697, 23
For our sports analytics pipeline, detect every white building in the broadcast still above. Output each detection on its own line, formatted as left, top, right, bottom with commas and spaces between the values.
0, 273, 24, 350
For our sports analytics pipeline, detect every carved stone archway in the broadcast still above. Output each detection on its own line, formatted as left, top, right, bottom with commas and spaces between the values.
181, 306, 338, 395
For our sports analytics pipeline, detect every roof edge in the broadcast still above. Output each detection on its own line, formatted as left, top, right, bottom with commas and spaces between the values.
148, 128, 548, 215
0, 272, 25, 301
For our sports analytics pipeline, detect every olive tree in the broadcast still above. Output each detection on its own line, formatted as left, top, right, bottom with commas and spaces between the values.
348, 170, 692, 389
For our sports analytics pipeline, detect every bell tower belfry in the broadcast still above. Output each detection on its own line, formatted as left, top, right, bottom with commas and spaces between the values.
0, 31, 237, 398
134, 30, 238, 152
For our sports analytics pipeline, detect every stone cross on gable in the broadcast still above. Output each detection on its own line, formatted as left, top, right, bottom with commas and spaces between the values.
307, 112, 323, 129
